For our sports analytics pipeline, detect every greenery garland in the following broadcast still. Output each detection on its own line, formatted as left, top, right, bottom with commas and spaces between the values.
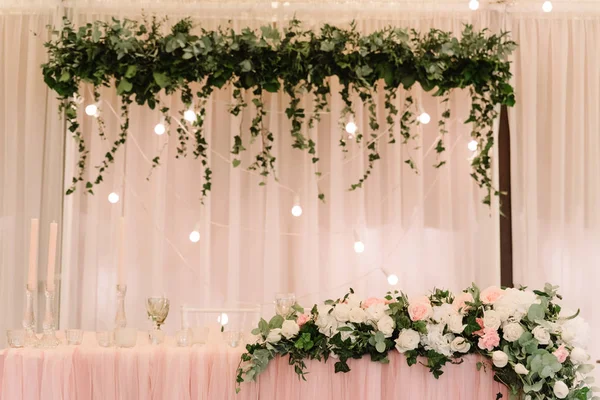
236, 285, 596, 399
43, 17, 516, 204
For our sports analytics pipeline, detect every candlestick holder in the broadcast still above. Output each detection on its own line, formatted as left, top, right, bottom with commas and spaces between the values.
39, 289, 60, 348
22, 284, 39, 347
115, 284, 127, 329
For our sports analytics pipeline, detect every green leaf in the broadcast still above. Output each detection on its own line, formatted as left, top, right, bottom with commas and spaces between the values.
153, 72, 171, 88
268, 315, 284, 329
375, 341, 386, 353
239, 60, 253, 72
59, 71, 71, 82
125, 65, 137, 78
527, 304, 545, 322
117, 79, 132, 94
232, 159, 241, 168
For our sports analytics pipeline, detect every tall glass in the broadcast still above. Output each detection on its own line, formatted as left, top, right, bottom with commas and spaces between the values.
146, 297, 170, 331
274, 293, 296, 317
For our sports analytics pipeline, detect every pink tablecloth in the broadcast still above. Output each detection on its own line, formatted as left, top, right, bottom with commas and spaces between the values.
0, 332, 508, 400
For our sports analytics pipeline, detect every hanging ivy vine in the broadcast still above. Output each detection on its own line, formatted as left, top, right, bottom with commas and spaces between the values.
42, 17, 516, 204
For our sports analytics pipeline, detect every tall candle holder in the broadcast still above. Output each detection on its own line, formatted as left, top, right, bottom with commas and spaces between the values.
115, 284, 127, 328
39, 288, 60, 348
22, 284, 39, 347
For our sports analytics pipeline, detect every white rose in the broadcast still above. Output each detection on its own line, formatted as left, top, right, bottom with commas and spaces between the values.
266, 328, 282, 343
532, 326, 551, 345
553, 381, 569, 399
492, 351, 509, 368
483, 310, 502, 330
422, 324, 453, 357
448, 314, 466, 334
570, 347, 590, 364
395, 329, 420, 353
558, 313, 590, 348
514, 363, 529, 375
349, 307, 368, 324
333, 303, 351, 322
345, 293, 362, 309
432, 303, 456, 325
366, 303, 389, 322
377, 315, 395, 338
493, 288, 539, 322
502, 322, 525, 342
450, 337, 471, 353
316, 312, 338, 337
281, 320, 300, 339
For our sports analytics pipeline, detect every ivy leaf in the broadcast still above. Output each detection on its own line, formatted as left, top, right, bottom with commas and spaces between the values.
92, 25, 101, 43
239, 60, 253, 73
117, 79, 132, 94
153, 72, 171, 88
59, 71, 71, 82
320, 41, 335, 52
232, 159, 241, 168
125, 65, 137, 79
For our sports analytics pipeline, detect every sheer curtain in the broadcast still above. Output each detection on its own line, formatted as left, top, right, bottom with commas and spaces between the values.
0, 8, 64, 346
507, 11, 600, 369
57, 8, 502, 333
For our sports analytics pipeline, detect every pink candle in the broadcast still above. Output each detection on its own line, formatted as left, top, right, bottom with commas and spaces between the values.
118, 217, 126, 286
46, 222, 58, 291
27, 218, 39, 290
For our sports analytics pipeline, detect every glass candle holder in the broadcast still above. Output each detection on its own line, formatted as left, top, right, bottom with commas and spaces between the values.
115, 328, 137, 348
114, 285, 127, 329
222, 330, 243, 348
23, 284, 39, 348
96, 330, 114, 347
39, 289, 60, 348
148, 329, 165, 345
176, 329, 192, 347
66, 329, 83, 345
7, 329, 25, 348
275, 293, 296, 317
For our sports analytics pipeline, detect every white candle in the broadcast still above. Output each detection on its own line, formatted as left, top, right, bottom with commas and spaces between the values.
27, 218, 39, 290
118, 217, 125, 286
46, 222, 58, 292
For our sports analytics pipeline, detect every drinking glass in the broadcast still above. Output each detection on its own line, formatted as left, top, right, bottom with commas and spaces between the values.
96, 330, 114, 347
275, 293, 296, 317
66, 329, 83, 345
148, 329, 165, 345
7, 330, 25, 348
115, 328, 137, 348
222, 330, 243, 348
146, 297, 170, 331
176, 328, 192, 347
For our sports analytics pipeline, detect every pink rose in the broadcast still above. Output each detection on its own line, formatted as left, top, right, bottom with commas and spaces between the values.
480, 286, 504, 305
553, 345, 569, 363
477, 328, 500, 351
296, 314, 311, 327
453, 292, 474, 314
361, 297, 389, 309
407, 297, 433, 322
473, 318, 485, 337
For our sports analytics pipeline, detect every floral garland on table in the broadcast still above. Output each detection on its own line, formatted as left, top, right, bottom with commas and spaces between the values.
236, 284, 597, 399
42, 17, 516, 205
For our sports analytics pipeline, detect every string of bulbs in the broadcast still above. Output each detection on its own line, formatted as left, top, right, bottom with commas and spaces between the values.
468, 0, 553, 12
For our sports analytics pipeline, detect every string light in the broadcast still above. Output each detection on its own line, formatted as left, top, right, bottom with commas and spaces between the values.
468, 0, 480, 11
189, 230, 200, 243
387, 274, 399, 285
85, 103, 98, 117
271, 1, 279, 8
184, 108, 197, 122
542, 1, 552, 12
154, 122, 166, 135
291, 195, 302, 217
354, 241, 365, 253
418, 112, 431, 124
218, 313, 229, 326
467, 140, 478, 152
283, 1, 290, 6
108, 192, 120, 204
345, 121, 357, 135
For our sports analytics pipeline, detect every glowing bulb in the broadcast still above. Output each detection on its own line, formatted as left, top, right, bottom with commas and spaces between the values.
387, 274, 399, 285
418, 112, 431, 124
85, 104, 98, 116
271, 1, 279, 8
189, 230, 200, 243
542, 1, 552, 12
468, 0, 479, 10
467, 140, 478, 152
108, 192, 120, 204
345, 121, 357, 135
184, 109, 196, 122
283, 1, 290, 6
218, 313, 229, 326
154, 123, 166, 135
354, 241, 365, 253
291, 205, 303, 217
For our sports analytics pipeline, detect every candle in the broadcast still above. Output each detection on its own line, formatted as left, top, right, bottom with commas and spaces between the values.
118, 217, 126, 286
46, 222, 58, 292
27, 218, 39, 290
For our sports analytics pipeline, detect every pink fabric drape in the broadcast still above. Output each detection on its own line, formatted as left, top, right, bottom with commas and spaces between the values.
0, 333, 507, 400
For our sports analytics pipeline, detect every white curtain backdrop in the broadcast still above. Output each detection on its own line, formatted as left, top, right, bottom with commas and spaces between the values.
57, 8, 502, 334
507, 11, 600, 373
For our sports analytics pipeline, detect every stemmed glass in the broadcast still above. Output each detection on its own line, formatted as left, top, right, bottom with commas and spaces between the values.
146, 297, 170, 331
274, 293, 296, 317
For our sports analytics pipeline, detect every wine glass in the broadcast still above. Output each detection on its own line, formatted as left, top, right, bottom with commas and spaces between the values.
274, 293, 296, 317
146, 297, 170, 331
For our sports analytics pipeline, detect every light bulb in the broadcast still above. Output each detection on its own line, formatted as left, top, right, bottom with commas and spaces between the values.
218, 313, 229, 326
271, 1, 279, 8
291, 205, 303, 217
108, 192, 120, 204
189, 230, 200, 243
184, 109, 196, 122
154, 123, 166, 135
387, 274, 399, 285
283, 1, 290, 6
418, 112, 431, 124
345, 121, 357, 135
354, 241, 365, 253
85, 104, 98, 116
542, 1, 552, 12
467, 140, 478, 152
468, 0, 479, 10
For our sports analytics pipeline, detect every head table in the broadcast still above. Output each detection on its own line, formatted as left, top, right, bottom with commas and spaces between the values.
0, 331, 507, 400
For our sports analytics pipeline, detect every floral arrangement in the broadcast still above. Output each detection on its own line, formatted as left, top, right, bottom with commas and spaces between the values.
42, 17, 516, 205
236, 284, 597, 399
